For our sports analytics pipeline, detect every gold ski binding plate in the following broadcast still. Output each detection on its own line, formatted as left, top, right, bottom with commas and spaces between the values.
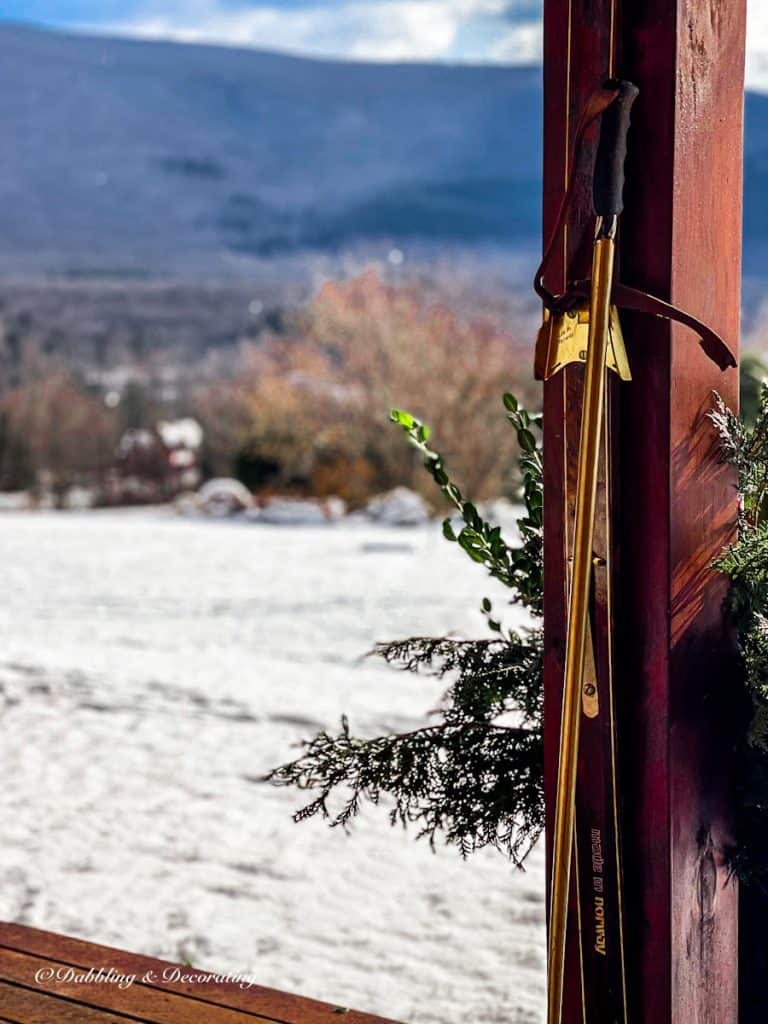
534, 303, 631, 382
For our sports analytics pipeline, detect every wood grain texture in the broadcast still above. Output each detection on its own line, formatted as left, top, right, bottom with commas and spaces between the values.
620, 3, 744, 1022
0, 923, 400, 1024
542, 1, 744, 1021
0, 980, 155, 1024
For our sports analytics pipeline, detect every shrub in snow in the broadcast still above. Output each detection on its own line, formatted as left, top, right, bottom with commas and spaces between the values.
195, 273, 527, 508
197, 478, 253, 516
364, 487, 431, 526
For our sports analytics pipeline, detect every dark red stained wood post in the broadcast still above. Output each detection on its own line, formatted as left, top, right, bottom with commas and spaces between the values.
542, 2, 745, 1022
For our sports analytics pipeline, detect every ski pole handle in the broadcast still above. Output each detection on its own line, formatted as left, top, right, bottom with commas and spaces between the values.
593, 79, 639, 220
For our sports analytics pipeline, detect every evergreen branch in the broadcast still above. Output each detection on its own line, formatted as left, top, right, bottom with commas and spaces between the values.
268, 715, 543, 863
271, 391, 545, 864
713, 383, 768, 885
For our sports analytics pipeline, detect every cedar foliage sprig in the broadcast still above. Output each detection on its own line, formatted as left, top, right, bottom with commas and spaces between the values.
268, 394, 545, 865
712, 389, 768, 747
712, 384, 768, 883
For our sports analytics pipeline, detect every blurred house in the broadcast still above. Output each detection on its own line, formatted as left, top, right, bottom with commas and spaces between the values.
111, 418, 203, 504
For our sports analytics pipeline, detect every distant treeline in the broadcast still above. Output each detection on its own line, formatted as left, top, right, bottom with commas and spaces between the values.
0, 273, 536, 507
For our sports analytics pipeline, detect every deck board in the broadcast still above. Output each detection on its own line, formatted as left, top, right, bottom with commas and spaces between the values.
0, 980, 155, 1024
0, 946, 274, 1024
0, 924, 400, 1024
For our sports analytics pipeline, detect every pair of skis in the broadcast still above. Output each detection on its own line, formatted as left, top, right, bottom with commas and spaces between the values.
540, 79, 638, 1024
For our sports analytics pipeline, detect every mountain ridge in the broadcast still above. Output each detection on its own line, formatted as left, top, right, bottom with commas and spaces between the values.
0, 22, 765, 283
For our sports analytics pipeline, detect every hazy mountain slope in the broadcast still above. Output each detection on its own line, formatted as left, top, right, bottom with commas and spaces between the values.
0, 23, 764, 283
0, 24, 540, 277
743, 91, 768, 276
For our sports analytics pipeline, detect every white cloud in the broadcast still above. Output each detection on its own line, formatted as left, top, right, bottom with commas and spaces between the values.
490, 22, 541, 64
88, 0, 766, 88
747, 0, 768, 92
95, 0, 538, 64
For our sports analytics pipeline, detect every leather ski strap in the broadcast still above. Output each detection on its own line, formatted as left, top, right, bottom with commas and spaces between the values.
533, 86, 737, 372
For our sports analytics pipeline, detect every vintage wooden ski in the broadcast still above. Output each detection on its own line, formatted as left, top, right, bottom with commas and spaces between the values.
572, 377, 627, 1024
538, 305, 629, 1024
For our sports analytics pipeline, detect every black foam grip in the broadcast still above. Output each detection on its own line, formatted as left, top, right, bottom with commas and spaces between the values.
593, 79, 639, 219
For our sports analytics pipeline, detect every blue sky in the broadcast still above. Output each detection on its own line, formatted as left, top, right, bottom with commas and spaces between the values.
2, 1, 766, 88
0, 1, 539, 64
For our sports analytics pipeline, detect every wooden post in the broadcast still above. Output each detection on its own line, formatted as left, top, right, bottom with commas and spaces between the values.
542, 2, 745, 1022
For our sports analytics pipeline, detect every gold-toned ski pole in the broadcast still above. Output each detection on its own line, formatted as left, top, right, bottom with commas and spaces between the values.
547, 79, 639, 1024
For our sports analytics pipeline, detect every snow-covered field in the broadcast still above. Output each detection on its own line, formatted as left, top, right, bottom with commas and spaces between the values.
0, 510, 545, 1024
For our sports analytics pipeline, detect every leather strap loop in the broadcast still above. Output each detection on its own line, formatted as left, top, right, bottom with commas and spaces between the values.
534, 87, 737, 372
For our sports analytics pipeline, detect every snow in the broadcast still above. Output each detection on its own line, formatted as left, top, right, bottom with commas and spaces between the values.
258, 497, 343, 525
157, 418, 204, 450
365, 487, 432, 526
0, 510, 545, 1023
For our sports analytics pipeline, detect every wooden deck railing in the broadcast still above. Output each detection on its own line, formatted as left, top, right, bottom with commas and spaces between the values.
0, 923, 401, 1024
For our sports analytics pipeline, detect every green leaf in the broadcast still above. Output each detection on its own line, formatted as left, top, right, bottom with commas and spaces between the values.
389, 408, 414, 428
442, 518, 457, 541
503, 393, 518, 412
463, 502, 480, 528
458, 529, 486, 562
465, 547, 487, 564
518, 429, 537, 453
